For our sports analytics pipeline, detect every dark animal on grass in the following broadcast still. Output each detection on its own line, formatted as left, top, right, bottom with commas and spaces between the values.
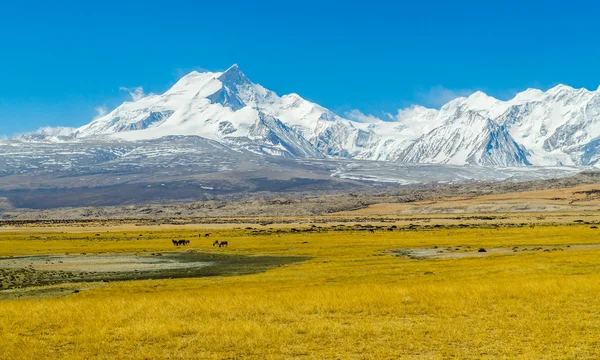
369, 229, 375, 233
172, 239, 178, 246
213, 240, 219, 246
205, 234, 210, 237
173, 240, 188, 246
219, 241, 228, 248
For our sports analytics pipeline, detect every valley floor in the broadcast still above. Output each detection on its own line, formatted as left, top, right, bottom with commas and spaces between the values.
1, 219, 600, 359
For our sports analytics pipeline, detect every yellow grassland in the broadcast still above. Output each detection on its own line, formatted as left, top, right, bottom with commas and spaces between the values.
2, 224, 600, 359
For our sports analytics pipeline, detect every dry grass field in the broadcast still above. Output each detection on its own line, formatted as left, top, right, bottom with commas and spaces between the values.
2, 221, 600, 359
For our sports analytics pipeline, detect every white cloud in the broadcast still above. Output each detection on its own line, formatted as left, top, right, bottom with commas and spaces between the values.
345, 86, 476, 126
120, 86, 147, 102
395, 105, 438, 122
417, 86, 475, 108
93, 106, 108, 119
344, 109, 386, 123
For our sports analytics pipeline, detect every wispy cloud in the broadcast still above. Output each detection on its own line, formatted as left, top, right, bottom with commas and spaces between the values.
120, 86, 147, 102
93, 106, 108, 119
344, 109, 387, 123
344, 86, 478, 124
416, 86, 475, 108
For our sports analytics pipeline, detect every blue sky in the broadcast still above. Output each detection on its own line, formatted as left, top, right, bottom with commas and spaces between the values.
1, 0, 599, 136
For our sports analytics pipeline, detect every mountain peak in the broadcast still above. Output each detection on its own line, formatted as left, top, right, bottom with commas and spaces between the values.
465, 91, 501, 104
462, 91, 500, 109
220, 64, 244, 78
548, 84, 574, 93
468, 90, 488, 99
217, 64, 251, 89
512, 88, 544, 102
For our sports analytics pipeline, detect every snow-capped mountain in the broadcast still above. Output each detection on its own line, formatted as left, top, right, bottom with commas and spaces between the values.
380, 84, 600, 167
15, 65, 600, 167
398, 109, 529, 166
73, 65, 375, 159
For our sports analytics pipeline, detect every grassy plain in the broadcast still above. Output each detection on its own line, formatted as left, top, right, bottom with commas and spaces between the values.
2, 223, 600, 359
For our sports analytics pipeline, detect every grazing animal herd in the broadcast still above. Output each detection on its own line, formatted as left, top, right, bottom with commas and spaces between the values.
171, 235, 229, 248
172, 239, 190, 246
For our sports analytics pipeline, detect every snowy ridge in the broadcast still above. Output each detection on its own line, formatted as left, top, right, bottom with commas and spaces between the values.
15, 65, 600, 167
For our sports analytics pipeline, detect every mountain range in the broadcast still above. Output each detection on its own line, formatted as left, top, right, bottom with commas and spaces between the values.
13, 64, 600, 167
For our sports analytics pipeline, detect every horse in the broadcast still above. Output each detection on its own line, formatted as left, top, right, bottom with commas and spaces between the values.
172, 239, 178, 246
213, 240, 220, 247
219, 241, 228, 248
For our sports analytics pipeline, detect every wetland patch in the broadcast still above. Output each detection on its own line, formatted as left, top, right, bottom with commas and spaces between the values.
0, 251, 308, 297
